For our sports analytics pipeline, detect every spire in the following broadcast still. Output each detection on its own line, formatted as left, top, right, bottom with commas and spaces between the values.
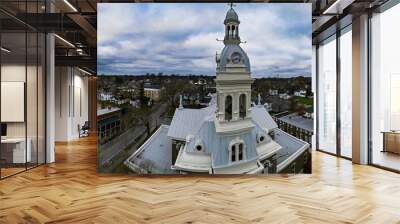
179, 95, 183, 109
224, 5, 240, 45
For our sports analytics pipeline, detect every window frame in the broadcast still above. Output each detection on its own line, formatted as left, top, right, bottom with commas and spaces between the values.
315, 22, 353, 161
229, 138, 246, 163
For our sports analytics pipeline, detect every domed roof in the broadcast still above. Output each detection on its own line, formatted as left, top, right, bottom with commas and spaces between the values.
218, 44, 250, 73
224, 8, 239, 23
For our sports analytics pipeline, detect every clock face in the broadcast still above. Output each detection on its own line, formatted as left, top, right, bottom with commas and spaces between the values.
231, 52, 242, 64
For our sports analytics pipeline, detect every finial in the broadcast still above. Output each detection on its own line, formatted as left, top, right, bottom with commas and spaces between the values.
257, 93, 261, 107
228, 2, 236, 9
179, 95, 183, 109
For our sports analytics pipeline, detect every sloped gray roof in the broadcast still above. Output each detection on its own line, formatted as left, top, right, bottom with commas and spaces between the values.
225, 8, 239, 23
97, 107, 121, 116
278, 113, 313, 132
167, 104, 215, 140
125, 125, 176, 174
251, 106, 278, 131
168, 103, 278, 141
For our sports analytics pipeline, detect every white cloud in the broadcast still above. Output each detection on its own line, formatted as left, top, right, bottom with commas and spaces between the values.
98, 3, 311, 77
183, 32, 220, 49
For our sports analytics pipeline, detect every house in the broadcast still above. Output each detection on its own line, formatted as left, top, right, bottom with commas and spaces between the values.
97, 107, 122, 144
144, 83, 164, 102
304, 106, 314, 119
279, 93, 291, 100
264, 102, 272, 112
269, 89, 279, 96
294, 90, 307, 97
99, 92, 114, 101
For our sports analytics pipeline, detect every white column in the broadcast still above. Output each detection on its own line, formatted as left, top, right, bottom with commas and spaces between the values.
352, 14, 369, 164
45, 0, 55, 163
247, 91, 251, 117
236, 26, 239, 37
233, 93, 238, 120
46, 33, 55, 163
221, 93, 225, 121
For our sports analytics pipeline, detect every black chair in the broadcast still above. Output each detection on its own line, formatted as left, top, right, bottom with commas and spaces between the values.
79, 121, 90, 138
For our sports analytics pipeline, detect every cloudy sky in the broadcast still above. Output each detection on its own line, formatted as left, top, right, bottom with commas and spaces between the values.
98, 3, 311, 78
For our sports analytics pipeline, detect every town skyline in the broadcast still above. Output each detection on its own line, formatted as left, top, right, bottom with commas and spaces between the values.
98, 72, 312, 78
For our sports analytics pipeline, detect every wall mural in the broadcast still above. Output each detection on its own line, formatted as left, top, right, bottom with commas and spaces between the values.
97, 3, 313, 175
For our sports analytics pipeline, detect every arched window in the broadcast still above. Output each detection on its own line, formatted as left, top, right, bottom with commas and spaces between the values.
238, 143, 243, 160
225, 95, 232, 121
230, 140, 245, 163
227, 26, 230, 38
232, 26, 235, 38
231, 145, 236, 162
239, 94, 246, 118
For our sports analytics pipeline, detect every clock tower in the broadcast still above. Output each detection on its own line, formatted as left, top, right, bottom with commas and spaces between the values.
215, 5, 254, 134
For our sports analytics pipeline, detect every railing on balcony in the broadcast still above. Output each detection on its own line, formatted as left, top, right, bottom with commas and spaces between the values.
273, 116, 313, 146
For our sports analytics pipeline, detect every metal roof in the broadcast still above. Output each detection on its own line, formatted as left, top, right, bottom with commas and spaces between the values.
251, 105, 278, 131
167, 104, 216, 140
224, 8, 239, 23
126, 96, 309, 174
278, 113, 313, 132
97, 107, 121, 116
273, 129, 309, 172
125, 125, 176, 174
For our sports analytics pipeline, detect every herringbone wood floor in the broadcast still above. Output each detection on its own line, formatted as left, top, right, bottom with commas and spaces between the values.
1, 136, 400, 224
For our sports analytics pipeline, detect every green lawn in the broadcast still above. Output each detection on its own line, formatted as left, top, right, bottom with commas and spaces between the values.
294, 96, 313, 106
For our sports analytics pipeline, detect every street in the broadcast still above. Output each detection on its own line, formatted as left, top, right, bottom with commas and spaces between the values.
99, 102, 169, 166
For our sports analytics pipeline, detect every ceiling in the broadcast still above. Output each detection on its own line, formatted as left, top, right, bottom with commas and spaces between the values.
0, 0, 393, 74
310, 0, 390, 43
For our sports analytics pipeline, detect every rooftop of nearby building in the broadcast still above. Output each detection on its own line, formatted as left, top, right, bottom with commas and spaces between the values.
278, 113, 313, 132
97, 107, 121, 117
125, 125, 176, 174
144, 82, 162, 90
273, 129, 309, 172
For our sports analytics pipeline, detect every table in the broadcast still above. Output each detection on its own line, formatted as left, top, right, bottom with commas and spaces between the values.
382, 131, 400, 154
1, 138, 31, 164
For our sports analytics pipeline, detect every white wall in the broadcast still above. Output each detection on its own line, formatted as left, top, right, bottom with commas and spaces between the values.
55, 66, 89, 141
1, 62, 46, 164
55, 66, 69, 141
1, 64, 26, 138
1, 64, 43, 138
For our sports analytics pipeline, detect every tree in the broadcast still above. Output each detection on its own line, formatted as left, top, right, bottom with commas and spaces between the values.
139, 81, 150, 107
137, 106, 152, 137
165, 79, 186, 108
290, 97, 298, 112
296, 104, 306, 116
306, 88, 312, 97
